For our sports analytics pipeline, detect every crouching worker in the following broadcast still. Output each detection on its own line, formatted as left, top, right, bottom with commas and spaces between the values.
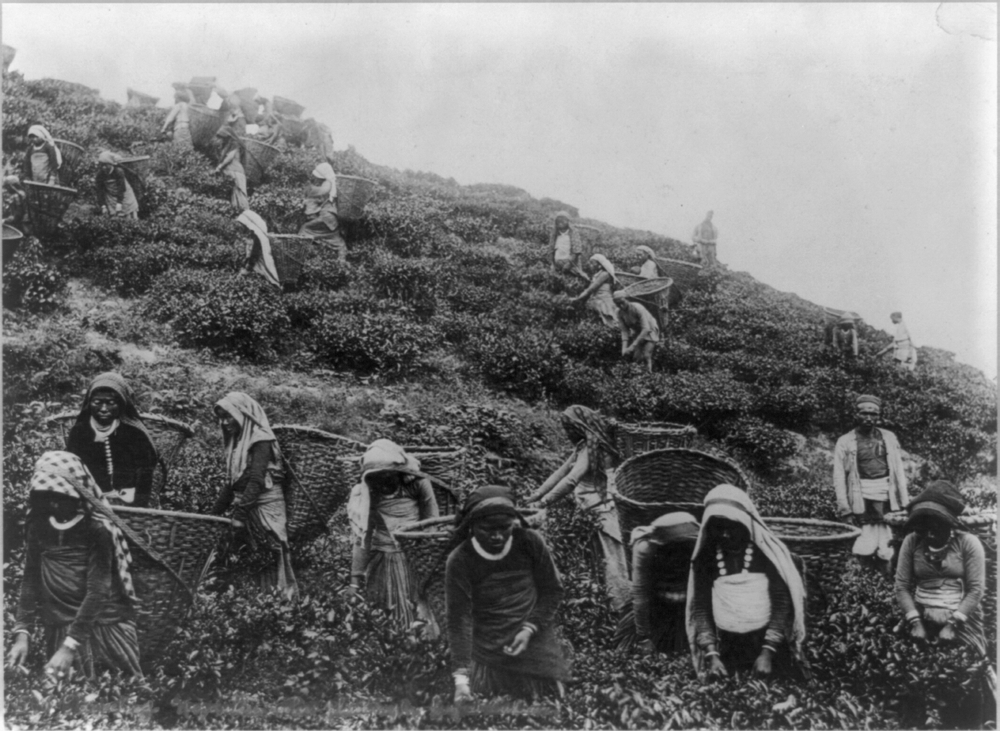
7, 451, 142, 679
623, 512, 700, 654
613, 290, 660, 373
686, 485, 808, 680
447, 486, 572, 703
348, 440, 440, 633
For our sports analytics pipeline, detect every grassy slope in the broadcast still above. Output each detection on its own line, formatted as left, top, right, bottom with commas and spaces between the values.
2, 70, 996, 730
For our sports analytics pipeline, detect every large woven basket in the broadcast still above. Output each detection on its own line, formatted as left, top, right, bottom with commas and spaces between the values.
822, 306, 862, 324
47, 411, 196, 508
240, 137, 280, 187
268, 234, 313, 285
271, 425, 367, 545
394, 508, 545, 623
620, 276, 673, 299
884, 510, 997, 551
654, 257, 702, 291
273, 96, 306, 117
613, 421, 697, 459
113, 506, 231, 666
187, 81, 215, 105
278, 116, 309, 144
53, 139, 86, 187
188, 104, 224, 148
118, 156, 151, 183
336, 175, 377, 220
126, 88, 159, 108
404, 446, 466, 515
575, 224, 601, 260
232, 88, 258, 123
3, 224, 24, 264
23, 181, 76, 239
610, 448, 751, 555
762, 517, 860, 592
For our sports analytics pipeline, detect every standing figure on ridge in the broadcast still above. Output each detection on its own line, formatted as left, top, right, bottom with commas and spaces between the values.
298, 162, 347, 262
876, 312, 917, 371
161, 86, 194, 149
833, 394, 910, 575
550, 211, 588, 283
692, 210, 718, 267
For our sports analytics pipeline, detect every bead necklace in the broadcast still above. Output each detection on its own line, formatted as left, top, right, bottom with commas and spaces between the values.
716, 544, 753, 575
103, 440, 115, 490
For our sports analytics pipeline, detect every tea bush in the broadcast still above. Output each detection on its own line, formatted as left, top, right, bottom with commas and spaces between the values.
310, 310, 442, 375
2, 238, 67, 312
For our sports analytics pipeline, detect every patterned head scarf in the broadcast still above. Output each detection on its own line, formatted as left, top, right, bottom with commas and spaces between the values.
453, 485, 527, 542
560, 405, 620, 476
856, 394, 882, 409
589, 254, 618, 284
636, 245, 656, 260
215, 392, 277, 486
311, 162, 338, 202
27, 125, 62, 167
76, 372, 155, 451
30, 451, 137, 603
685, 485, 807, 673
904, 480, 965, 530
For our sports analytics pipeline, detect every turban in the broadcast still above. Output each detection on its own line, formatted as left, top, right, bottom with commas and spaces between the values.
856, 395, 881, 409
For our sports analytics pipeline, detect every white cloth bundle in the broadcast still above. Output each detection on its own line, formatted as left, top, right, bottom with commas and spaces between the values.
860, 477, 890, 501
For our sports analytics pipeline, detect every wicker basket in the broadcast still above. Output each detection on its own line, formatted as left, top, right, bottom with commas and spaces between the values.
271, 425, 367, 545
53, 139, 86, 187
404, 446, 467, 515
613, 421, 697, 459
885, 510, 997, 551
3, 224, 24, 264
47, 411, 196, 508
620, 276, 673, 299
188, 104, 224, 149
240, 137, 280, 187
336, 175, 378, 220
763, 517, 860, 592
274, 96, 306, 117
23, 181, 77, 239
126, 88, 159, 108
394, 508, 544, 623
268, 234, 313, 285
279, 116, 309, 143
610, 448, 751, 555
112, 506, 231, 665
187, 78, 215, 105
118, 156, 151, 183
654, 257, 702, 290
575, 224, 601, 260
822, 306, 862, 324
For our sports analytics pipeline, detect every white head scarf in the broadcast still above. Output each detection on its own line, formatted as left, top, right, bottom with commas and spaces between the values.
237, 210, 281, 289
311, 162, 338, 202
27, 124, 62, 167
685, 484, 807, 673
589, 253, 617, 284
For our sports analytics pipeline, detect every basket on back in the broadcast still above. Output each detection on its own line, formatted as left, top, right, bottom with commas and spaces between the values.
48, 411, 196, 508
613, 421, 696, 460
188, 104, 224, 149
118, 156, 151, 183
336, 175, 378, 220
610, 448, 751, 562
52, 139, 86, 187
271, 425, 367, 545
273, 96, 306, 117
268, 234, 313, 285
126, 88, 159, 108
114, 506, 230, 666
23, 181, 77, 239
233, 88, 259, 123
762, 517, 860, 594
575, 224, 601, 261
822, 306, 862, 325
187, 77, 216, 105
620, 276, 673, 300
404, 446, 467, 515
240, 137, 280, 187
654, 257, 702, 290
3, 224, 24, 264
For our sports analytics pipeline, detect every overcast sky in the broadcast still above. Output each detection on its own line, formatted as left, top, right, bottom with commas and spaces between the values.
4, 3, 997, 377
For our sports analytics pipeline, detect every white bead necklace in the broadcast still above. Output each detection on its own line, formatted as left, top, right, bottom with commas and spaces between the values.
716, 544, 753, 575
103, 440, 114, 490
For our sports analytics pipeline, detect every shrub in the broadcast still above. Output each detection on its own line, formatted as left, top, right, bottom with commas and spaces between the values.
360, 195, 444, 257
86, 239, 239, 297
364, 250, 444, 318
171, 275, 291, 361
464, 326, 566, 402
718, 415, 799, 473
141, 269, 218, 324
1, 237, 66, 312
310, 311, 442, 375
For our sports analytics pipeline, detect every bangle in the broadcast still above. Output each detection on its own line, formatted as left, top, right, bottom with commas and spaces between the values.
907, 615, 922, 625
13, 628, 30, 638
762, 644, 777, 654
704, 650, 720, 658
521, 623, 538, 637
